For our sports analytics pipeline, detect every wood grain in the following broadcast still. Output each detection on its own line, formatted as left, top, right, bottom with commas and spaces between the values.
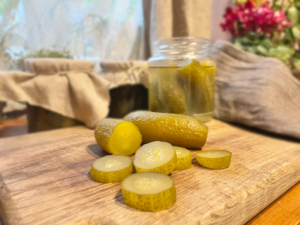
0, 118, 27, 138
26, 104, 84, 133
0, 119, 300, 225
247, 181, 300, 225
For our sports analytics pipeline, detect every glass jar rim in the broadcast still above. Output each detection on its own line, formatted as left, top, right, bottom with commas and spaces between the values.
153, 37, 210, 48
150, 37, 211, 62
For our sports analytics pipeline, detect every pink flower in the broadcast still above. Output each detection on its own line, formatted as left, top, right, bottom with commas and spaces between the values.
220, 0, 291, 37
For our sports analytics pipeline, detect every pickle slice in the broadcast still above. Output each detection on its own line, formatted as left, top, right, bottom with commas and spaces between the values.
174, 146, 191, 170
122, 172, 176, 212
90, 155, 133, 183
195, 150, 232, 169
134, 141, 177, 174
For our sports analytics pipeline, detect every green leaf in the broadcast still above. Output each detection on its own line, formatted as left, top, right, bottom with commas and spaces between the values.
288, 7, 299, 24
267, 45, 295, 62
294, 0, 300, 7
294, 51, 300, 58
246, 46, 256, 54
257, 45, 268, 55
234, 0, 247, 4
233, 40, 245, 50
292, 26, 300, 39
293, 58, 300, 68
259, 38, 272, 48
283, 28, 294, 43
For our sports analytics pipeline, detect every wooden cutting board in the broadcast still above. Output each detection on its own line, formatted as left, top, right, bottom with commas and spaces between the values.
0, 119, 300, 225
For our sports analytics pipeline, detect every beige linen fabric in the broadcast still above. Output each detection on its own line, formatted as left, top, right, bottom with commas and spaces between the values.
0, 58, 110, 128
100, 60, 148, 89
143, 0, 212, 58
212, 40, 300, 139
2, 101, 26, 114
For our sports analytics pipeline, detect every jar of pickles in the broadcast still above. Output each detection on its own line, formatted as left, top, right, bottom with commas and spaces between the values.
148, 37, 216, 122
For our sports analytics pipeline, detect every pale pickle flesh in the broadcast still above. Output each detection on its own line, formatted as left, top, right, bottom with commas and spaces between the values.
90, 155, 133, 183
195, 150, 232, 169
122, 172, 176, 212
94, 119, 142, 156
134, 141, 177, 174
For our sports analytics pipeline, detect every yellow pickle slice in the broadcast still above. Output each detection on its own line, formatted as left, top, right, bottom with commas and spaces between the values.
122, 172, 176, 212
134, 141, 177, 174
90, 155, 133, 183
174, 146, 192, 170
195, 150, 232, 169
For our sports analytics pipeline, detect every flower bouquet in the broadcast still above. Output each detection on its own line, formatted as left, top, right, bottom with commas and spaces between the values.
220, 0, 300, 70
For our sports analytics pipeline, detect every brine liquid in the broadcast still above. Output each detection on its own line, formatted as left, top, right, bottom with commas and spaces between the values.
148, 66, 215, 122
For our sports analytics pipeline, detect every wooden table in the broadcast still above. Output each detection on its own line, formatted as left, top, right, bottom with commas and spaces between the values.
247, 182, 300, 225
0, 118, 27, 138
0, 119, 300, 225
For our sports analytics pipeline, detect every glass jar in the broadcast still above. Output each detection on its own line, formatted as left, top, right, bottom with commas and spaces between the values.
148, 37, 215, 122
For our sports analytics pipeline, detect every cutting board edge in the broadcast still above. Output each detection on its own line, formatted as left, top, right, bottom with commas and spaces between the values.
190, 162, 300, 225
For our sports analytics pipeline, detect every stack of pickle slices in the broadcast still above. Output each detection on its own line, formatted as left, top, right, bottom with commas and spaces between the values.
90, 110, 232, 212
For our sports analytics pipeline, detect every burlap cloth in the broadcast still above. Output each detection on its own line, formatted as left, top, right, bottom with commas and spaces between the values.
212, 40, 300, 139
100, 61, 148, 88
0, 59, 111, 128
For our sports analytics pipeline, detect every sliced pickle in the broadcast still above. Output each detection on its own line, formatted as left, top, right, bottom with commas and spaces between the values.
195, 150, 232, 169
174, 146, 191, 170
90, 155, 133, 183
94, 118, 142, 156
122, 172, 176, 212
134, 141, 177, 174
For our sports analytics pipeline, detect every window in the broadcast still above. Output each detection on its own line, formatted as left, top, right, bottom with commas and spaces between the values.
0, 0, 144, 70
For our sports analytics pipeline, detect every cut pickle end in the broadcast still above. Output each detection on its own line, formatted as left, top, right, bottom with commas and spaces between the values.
90, 155, 133, 183
124, 111, 208, 149
94, 119, 142, 155
122, 172, 176, 212
134, 141, 177, 174
174, 147, 192, 170
195, 150, 232, 169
